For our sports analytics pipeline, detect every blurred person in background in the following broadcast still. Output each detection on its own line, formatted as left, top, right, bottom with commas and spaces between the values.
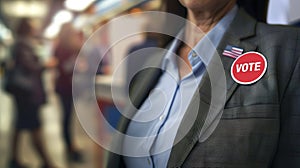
127, 24, 162, 54
83, 20, 112, 76
92, 20, 112, 75
8, 17, 56, 168
53, 23, 84, 163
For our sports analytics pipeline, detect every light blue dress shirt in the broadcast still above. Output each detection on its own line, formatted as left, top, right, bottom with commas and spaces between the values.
123, 6, 238, 168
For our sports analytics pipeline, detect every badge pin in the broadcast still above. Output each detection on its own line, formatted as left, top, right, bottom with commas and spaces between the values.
222, 45, 244, 59
230, 51, 267, 85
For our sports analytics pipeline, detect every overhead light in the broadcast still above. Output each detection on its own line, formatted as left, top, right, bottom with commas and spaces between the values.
44, 23, 61, 39
44, 10, 74, 39
64, 0, 96, 12
53, 10, 74, 24
97, 0, 121, 10
95, 0, 121, 13
1, 1, 47, 17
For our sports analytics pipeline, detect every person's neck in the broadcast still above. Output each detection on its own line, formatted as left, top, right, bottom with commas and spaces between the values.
185, 2, 236, 47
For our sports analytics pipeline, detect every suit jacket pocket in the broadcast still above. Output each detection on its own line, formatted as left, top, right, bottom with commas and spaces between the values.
183, 104, 280, 168
222, 104, 279, 119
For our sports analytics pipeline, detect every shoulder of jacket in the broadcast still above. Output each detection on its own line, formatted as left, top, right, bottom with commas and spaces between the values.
256, 22, 300, 38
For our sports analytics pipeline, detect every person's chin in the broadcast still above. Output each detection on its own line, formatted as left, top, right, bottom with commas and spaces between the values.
178, 0, 207, 10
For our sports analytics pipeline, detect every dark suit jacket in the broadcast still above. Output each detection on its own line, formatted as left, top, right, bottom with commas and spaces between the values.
105, 8, 300, 168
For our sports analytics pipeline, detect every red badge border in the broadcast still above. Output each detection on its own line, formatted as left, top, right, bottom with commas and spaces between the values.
230, 51, 268, 85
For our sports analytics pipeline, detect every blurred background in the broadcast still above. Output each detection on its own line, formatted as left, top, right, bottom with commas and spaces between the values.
0, 0, 299, 168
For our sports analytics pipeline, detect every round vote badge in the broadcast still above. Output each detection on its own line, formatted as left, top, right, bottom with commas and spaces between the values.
231, 51, 267, 85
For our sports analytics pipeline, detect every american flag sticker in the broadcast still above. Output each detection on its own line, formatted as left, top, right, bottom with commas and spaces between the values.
222, 45, 244, 59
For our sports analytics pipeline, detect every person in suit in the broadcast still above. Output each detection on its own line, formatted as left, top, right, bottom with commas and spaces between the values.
105, 0, 300, 167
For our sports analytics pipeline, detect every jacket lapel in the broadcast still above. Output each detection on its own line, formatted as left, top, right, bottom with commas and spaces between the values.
167, 8, 258, 167
106, 51, 164, 168
117, 50, 165, 134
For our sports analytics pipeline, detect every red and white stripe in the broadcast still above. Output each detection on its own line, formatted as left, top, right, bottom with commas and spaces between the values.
222, 50, 241, 58
232, 47, 243, 54
222, 47, 244, 59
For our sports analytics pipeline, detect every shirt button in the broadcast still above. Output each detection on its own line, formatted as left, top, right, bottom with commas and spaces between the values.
192, 51, 197, 57
159, 114, 165, 120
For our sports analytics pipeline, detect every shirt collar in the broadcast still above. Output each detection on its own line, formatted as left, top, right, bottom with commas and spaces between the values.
191, 5, 238, 66
162, 5, 238, 69
161, 31, 183, 71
